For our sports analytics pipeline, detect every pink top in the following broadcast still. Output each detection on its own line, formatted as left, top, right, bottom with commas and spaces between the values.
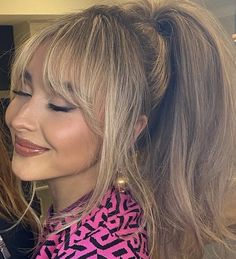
33, 187, 149, 258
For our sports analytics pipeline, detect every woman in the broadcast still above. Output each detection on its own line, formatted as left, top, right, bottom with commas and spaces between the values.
5, 0, 236, 258
0, 127, 39, 258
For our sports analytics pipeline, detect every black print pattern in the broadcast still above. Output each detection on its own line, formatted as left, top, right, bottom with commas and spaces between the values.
33, 188, 149, 258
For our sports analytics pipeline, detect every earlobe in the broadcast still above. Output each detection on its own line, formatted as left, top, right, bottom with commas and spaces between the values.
133, 115, 148, 143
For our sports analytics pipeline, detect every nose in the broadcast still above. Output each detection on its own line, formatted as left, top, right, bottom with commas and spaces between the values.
6, 98, 38, 133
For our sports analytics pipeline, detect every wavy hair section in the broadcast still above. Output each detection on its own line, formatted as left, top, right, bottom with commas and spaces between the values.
128, 1, 236, 258
10, 1, 236, 258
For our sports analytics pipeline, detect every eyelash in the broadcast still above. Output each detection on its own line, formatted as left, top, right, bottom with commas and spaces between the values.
12, 90, 31, 97
47, 104, 75, 113
12, 90, 75, 113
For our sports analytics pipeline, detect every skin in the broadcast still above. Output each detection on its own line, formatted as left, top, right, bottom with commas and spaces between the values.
5, 44, 100, 211
5, 43, 148, 212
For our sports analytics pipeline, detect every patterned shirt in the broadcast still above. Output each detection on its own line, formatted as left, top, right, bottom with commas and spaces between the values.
33, 187, 149, 258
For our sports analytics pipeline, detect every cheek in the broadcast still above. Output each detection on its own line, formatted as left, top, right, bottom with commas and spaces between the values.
46, 117, 100, 160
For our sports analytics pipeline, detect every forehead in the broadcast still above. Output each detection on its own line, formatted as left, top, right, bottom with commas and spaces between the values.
26, 44, 48, 73
23, 44, 52, 93
25, 43, 72, 93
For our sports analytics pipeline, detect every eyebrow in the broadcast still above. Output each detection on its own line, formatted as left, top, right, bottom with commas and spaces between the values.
65, 82, 74, 92
23, 70, 32, 85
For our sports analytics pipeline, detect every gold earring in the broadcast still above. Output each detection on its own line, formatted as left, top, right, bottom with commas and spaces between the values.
116, 171, 128, 193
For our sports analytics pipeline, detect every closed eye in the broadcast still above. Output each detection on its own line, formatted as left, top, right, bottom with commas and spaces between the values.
12, 90, 32, 97
48, 103, 75, 112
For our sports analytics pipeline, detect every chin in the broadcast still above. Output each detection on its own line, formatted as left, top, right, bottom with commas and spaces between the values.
12, 172, 33, 181
11, 156, 45, 181
12, 165, 36, 182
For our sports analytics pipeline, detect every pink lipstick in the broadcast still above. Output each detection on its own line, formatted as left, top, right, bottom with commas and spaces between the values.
14, 136, 49, 157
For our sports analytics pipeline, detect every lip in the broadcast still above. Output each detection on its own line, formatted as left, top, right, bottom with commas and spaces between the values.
14, 136, 49, 157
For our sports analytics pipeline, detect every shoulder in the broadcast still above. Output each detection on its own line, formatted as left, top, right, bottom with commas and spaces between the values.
37, 188, 150, 258
101, 187, 145, 237
63, 188, 149, 258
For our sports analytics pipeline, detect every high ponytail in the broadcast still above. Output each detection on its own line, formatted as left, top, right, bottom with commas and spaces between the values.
12, 1, 235, 258
129, 0, 236, 258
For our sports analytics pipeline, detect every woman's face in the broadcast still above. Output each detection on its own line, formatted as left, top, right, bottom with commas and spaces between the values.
5, 44, 100, 182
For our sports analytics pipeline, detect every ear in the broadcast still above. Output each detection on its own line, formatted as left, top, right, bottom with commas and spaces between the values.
133, 115, 148, 143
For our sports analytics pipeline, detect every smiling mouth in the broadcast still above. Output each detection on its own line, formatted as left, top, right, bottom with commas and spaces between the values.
14, 136, 49, 157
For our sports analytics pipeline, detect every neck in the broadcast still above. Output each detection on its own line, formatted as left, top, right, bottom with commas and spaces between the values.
47, 163, 98, 212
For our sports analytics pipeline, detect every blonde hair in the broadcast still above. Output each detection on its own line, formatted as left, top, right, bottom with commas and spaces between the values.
0, 128, 40, 234
10, 0, 236, 258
